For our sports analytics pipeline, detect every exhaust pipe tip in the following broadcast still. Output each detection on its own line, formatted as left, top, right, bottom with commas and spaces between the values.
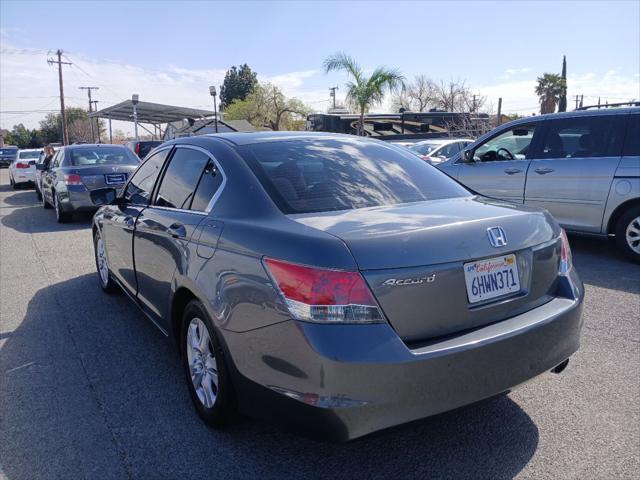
551, 359, 569, 374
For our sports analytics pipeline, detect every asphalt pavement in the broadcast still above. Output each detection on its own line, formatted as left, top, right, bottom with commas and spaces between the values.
1, 169, 638, 480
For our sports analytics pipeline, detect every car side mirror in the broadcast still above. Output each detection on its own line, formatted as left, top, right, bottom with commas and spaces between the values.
91, 187, 124, 206
462, 149, 475, 163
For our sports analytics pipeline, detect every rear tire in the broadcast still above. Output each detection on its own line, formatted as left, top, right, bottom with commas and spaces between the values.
53, 192, 72, 223
93, 230, 119, 293
181, 300, 237, 428
615, 206, 640, 263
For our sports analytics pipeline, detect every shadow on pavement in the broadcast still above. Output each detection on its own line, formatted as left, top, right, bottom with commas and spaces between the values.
568, 235, 640, 295
1, 204, 93, 234
1, 273, 540, 479
2, 190, 38, 207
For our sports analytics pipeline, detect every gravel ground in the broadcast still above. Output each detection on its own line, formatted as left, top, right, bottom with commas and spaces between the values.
1, 169, 638, 480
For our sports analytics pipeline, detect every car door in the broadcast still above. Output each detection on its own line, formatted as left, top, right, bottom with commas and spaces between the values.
525, 114, 625, 232
133, 145, 221, 329
455, 123, 540, 203
102, 147, 171, 294
42, 150, 62, 203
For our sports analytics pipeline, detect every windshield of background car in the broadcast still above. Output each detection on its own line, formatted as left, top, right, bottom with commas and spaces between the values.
408, 142, 439, 156
68, 146, 140, 166
18, 150, 41, 159
0, 148, 18, 157
242, 138, 470, 214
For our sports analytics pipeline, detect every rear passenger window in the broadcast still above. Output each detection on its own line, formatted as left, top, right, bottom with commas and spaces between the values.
124, 149, 169, 205
155, 148, 210, 210
540, 115, 625, 159
191, 160, 224, 211
623, 115, 640, 156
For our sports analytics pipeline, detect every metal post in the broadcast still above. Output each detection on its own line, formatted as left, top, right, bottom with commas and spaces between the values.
496, 97, 502, 126
109, 119, 113, 144
209, 86, 218, 133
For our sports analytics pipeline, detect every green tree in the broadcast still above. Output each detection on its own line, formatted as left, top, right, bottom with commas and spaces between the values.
535, 73, 565, 114
38, 107, 105, 144
323, 53, 404, 135
5, 124, 33, 148
220, 64, 258, 109
225, 83, 310, 131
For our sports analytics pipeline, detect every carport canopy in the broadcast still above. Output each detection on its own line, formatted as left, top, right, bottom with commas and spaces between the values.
89, 99, 214, 124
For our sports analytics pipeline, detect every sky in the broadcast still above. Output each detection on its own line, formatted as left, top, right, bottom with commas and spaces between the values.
1, 0, 639, 135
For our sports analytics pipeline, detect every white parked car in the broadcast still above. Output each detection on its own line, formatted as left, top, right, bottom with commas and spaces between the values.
407, 138, 474, 164
9, 148, 42, 189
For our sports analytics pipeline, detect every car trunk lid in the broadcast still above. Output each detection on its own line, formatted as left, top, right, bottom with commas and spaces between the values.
70, 165, 138, 190
291, 196, 561, 342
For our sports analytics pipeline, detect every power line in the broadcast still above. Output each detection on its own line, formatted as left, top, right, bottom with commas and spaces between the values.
79, 86, 99, 141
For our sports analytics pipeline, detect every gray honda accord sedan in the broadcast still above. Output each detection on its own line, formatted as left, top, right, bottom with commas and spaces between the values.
92, 132, 584, 441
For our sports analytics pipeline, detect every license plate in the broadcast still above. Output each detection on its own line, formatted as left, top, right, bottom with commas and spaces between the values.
105, 173, 126, 185
464, 254, 520, 304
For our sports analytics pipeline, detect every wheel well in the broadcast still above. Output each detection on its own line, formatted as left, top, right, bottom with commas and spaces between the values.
607, 198, 640, 234
171, 288, 197, 350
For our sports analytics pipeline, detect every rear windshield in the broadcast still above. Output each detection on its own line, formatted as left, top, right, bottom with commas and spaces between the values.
408, 142, 440, 156
68, 146, 140, 166
0, 148, 18, 157
19, 150, 42, 159
242, 138, 469, 214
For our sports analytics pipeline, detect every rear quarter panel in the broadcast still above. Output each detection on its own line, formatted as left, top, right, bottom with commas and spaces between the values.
602, 156, 640, 233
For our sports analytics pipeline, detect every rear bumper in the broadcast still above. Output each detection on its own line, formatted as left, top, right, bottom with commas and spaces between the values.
223, 270, 584, 441
57, 186, 121, 213
12, 171, 35, 184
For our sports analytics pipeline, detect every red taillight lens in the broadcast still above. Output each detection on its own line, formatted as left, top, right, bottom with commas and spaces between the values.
64, 174, 83, 185
559, 229, 572, 275
135, 143, 141, 155
16, 162, 30, 169
420, 155, 432, 161
263, 257, 384, 323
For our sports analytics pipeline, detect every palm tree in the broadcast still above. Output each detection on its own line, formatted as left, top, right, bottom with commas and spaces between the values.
535, 73, 565, 114
323, 53, 404, 135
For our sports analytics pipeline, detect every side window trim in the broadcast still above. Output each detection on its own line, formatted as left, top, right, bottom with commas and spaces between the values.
150, 144, 227, 214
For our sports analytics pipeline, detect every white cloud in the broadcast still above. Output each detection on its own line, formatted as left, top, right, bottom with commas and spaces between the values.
0, 40, 328, 135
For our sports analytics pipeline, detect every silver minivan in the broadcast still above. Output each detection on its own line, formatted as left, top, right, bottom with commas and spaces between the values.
438, 108, 640, 262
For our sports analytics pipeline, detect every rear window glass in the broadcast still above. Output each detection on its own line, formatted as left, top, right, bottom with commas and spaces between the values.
408, 143, 440, 156
242, 138, 469, 214
0, 148, 17, 156
68, 146, 140, 166
19, 150, 41, 159
623, 114, 640, 156
139, 142, 162, 158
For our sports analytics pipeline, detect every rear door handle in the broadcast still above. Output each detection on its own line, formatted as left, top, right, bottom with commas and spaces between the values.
535, 167, 555, 175
504, 168, 522, 175
167, 223, 187, 239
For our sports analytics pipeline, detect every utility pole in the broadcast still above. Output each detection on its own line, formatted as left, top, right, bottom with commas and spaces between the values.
329, 86, 338, 110
472, 94, 477, 113
574, 95, 580, 110
91, 100, 100, 142
79, 86, 99, 142
496, 97, 502, 126
47, 50, 72, 145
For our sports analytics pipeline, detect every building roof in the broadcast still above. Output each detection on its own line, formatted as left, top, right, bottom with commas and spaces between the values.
90, 100, 214, 124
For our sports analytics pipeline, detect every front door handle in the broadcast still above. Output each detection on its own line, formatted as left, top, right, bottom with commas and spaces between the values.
167, 223, 187, 239
504, 168, 522, 175
535, 167, 555, 175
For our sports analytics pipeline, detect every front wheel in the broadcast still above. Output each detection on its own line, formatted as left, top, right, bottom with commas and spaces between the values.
615, 206, 640, 263
93, 230, 119, 293
181, 300, 237, 427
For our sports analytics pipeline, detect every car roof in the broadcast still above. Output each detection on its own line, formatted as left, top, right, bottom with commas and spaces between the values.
63, 143, 128, 150
503, 107, 639, 128
414, 138, 474, 146
198, 131, 370, 146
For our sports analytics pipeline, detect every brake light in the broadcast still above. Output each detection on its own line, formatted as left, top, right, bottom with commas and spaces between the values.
135, 143, 141, 156
421, 156, 433, 162
263, 257, 384, 323
559, 229, 572, 275
64, 174, 83, 185
16, 162, 30, 169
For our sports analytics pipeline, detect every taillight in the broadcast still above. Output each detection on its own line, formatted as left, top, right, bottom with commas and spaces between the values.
135, 143, 141, 156
420, 155, 432, 162
263, 257, 384, 323
16, 162, 30, 169
64, 174, 83, 185
559, 229, 572, 275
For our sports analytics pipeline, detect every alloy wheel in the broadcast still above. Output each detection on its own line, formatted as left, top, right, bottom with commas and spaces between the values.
186, 318, 219, 408
625, 215, 640, 255
96, 237, 109, 286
